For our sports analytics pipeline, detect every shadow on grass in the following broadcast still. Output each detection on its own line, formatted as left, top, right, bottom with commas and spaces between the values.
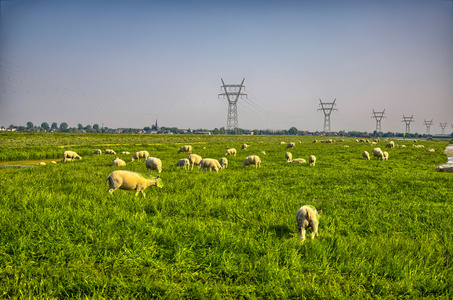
268, 224, 293, 239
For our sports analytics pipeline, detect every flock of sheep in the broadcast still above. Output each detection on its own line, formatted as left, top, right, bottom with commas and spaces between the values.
43, 138, 450, 242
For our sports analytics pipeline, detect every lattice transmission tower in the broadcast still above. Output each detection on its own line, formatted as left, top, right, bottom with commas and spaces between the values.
318, 98, 337, 133
371, 109, 386, 133
440, 122, 447, 134
423, 119, 434, 135
402, 115, 415, 134
218, 78, 247, 130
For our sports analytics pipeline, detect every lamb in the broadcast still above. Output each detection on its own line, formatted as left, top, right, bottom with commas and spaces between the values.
371, 148, 384, 160
241, 144, 248, 150
177, 145, 193, 153
188, 154, 202, 170
285, 152, 292, 162
224, 148, 237, 157
362, 151, 370, 160
199, 158, 222, 172
62, 150, 82, 161
385, 141, 395, 148
174, 158, 190, 170
289, 158, 306, 163
436, 166, 453, 173
296, 205, 321, 242
242, 155, 261, 168
112, 157, 126, 166
309, 155, 316, 166
218, 157, 228, 169
105, 149, 116, 155
131, 150, 149, 162
105, 170, 162, 198
286, 142, 296, 149
92, 149, 102, 155
146, 157, 162, 173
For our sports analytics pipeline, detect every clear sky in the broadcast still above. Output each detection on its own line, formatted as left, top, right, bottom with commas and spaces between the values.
1, 0, 452, 133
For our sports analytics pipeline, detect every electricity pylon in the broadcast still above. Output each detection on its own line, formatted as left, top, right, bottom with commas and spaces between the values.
402, 115, 415, 134
318, 98, 337, 133
423, 119, 434, 135
218, 78, 247, 130
371, 109, 386, 132
440, 122, 447, 134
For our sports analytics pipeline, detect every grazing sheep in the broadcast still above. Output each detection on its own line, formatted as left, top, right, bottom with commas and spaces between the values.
131, 150, 149, 162
286, 142, 296, 149
385, 141, 395, 148
296, 205, 321, 242
92, 149, 102, 155
188, 154, 203, 170
224, 148, 237, 157
279, 141, 286, 145
313, 140, 318, 143
174, 158, 190, 170
199, 158, 222, 172
371, 148, 384, 160
105, 149, 116, 155
289, 158, 306, 163
428, 148, 435, 152
37, 162, 46, 166
50, 161, 57, 164
309, 155, 316, 166
121, 151, 130, 155
285, 152, 293, 162
146, 157, 162, 173
219, 157, 228, 169
242, 155, 261, 168
398, 145, 407, 148
362, 151, 370, 160
105, 170, 162, 198
177, 145, 193, 153
112, 157, 126, 166
436, 166, 453, 173
62, 150, 82, 161
241, 144, 248, 150
382, 151, 389, 160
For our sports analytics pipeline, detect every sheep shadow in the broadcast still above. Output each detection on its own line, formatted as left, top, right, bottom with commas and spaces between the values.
268, 224, 293, 239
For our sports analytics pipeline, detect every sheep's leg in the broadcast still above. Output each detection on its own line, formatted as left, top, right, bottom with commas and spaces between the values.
301, 228, 306, 241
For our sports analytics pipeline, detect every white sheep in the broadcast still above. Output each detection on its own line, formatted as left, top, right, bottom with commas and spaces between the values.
112, 157, 126, 166
285, 152, 292, 162
121, 151, 130, 155
146, 157, 162, 173
296, 205, 321, 242
177, 145, 193, 153
286, 142, 296, 149
382, 151, 389, 160
37, 162, 46, 166
105, 170, 162, 198
241, 144, 248, 150
131, 150, 149, 162
289, 158, 306, 163
188, 154, 202, 170
362, 151, 370, 160
105, 149, 116, 155
242, 155, 261, 168
385, 141, 395, 148
92, 149, 102, 155
174, 158, 190, 170
62, 150, 82, 161
436, 166, 453, 173
50, 161, 57, 164
279, 141, 286, 145
371, 148, 384, 160
261, 151, 266, 155
224, 148, 237, 156
218, 157, 228, 169
309, 155, 316, 166
428, 148, 435, 152
199, 158, 222, 172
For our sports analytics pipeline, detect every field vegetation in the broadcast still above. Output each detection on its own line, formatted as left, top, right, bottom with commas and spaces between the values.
0, 132, 452, 298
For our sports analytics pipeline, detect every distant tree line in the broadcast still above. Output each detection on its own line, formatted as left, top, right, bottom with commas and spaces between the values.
3, 122, 452, 138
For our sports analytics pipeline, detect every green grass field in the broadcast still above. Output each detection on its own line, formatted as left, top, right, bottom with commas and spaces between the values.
0, 132, 452, 299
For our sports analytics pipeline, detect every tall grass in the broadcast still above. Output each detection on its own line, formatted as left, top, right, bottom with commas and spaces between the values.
0, 133, 452, 298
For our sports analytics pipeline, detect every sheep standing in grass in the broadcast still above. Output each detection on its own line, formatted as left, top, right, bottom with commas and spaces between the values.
105, 149, 116, 155
92, 149, 102, 155
121, 151, 130, 155
225, 148, 237, 157
62, 150, 82, 161
289, 158, 306, 163
112, 157, 126, 166
241, 144, 248, 150
174, 158, 190, 170
383, 151, 389, 160
372, 148, 384, 160
386, 141, 395, 148
219, 157, 228, 169
285, 152, 292, 162
296, 205, 321, 242
436, 166, 453, 173
188, 154, 202, 170
146, 157, 162, 173
105, 170, 162, 198
177, 145, 193, 153
309, 155, 316, 166
362, 151, 370, 160
286, 142, 296, 149
242, 155, 261, 168
199, 158, 222, 172
131, 150, 149, 162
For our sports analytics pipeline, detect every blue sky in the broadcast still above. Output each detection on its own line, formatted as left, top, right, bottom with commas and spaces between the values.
1, 0, 452, 133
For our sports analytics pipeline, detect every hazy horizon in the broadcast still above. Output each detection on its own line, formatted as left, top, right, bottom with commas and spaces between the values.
1, 0, 452, 134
